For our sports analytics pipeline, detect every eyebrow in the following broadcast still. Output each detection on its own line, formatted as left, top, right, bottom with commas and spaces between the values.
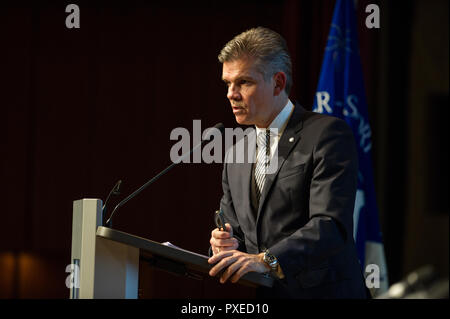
222, 75, 255, 83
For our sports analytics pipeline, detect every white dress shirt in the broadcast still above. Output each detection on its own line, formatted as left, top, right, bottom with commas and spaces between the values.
255, 99, 295, 160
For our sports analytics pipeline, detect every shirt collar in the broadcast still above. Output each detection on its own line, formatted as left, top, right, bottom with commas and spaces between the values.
255, 99, 294, 137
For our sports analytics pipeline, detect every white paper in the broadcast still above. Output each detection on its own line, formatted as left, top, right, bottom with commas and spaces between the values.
161, 241, 209, 259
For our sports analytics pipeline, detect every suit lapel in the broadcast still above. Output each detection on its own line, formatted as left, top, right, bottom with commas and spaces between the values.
239, 130, 257, 224
256, 104, 305, 223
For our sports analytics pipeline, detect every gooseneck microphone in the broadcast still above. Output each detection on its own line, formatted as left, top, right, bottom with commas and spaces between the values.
103, 180, 122, 211
105, 123, 225, 228
102, 180, 122, 224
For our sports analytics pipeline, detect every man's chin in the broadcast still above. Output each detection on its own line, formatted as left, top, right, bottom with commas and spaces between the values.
234, 115, 251, 126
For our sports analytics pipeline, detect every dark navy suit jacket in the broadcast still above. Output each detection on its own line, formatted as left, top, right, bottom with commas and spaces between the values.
220, 104, 368, 298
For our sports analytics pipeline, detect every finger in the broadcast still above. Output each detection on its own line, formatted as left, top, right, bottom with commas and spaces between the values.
214, 238, 238, 247
210, 244, 218, 255
211, 228, 228, 239
211, 237, 234, 247
213, 245, 236, 256
220, 258, 244, 284
213, 245, 224, 254
209, 252, 236, 271
225, 223, 233, 237
212, 228, 232, 240
208, 250, 234, 265
209, 255, 238, 277
230, 264, 252, 283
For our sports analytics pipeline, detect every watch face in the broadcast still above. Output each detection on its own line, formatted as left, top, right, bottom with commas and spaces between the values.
264, 252, 277, 268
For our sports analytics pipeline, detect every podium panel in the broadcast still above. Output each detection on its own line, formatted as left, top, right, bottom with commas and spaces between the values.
94, 237, 139, 298
70, 199, 139, 299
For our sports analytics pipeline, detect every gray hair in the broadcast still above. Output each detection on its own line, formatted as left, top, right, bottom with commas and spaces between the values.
218, 27, 293, 95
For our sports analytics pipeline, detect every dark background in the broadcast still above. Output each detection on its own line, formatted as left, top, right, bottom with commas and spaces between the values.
1, 0, 448, 298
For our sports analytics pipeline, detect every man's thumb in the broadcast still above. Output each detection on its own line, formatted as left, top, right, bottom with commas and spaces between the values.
225, 223, 233, 237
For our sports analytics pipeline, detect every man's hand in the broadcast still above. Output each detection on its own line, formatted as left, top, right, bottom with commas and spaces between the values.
210, 223, 239, 255
208, 250, 271, 284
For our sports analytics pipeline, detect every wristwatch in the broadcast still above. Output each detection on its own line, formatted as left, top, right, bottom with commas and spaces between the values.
263, 250, 279, 272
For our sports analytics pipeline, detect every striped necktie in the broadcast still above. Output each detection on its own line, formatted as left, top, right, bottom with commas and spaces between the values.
254, 129, 270, 205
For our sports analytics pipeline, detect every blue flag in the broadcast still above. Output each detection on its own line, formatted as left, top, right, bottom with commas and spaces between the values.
312, 0, 388, 296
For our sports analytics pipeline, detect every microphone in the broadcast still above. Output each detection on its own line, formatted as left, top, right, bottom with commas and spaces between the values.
102, 180, 122, 223
105, 123, 225, 228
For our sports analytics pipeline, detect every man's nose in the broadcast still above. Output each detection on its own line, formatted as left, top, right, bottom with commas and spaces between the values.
227, 84, 241, 101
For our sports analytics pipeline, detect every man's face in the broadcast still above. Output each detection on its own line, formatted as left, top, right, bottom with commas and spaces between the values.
222, 57, 275, 128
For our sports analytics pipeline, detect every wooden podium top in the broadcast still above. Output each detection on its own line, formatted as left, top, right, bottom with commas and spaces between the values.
96, 226, 274, 288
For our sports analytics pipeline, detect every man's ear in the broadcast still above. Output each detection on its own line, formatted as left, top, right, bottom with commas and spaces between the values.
273, 71, 287, 96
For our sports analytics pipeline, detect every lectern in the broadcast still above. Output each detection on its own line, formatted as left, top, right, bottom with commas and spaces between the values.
70, 198, 273, 299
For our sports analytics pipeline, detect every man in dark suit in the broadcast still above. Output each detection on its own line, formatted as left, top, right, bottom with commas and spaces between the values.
208, 27, 368, 298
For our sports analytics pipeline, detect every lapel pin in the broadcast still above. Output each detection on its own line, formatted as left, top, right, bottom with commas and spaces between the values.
289, 137, 294, 143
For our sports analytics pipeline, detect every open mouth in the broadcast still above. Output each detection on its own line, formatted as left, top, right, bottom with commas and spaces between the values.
232, 104, 245, 112
232, 107, 245, 114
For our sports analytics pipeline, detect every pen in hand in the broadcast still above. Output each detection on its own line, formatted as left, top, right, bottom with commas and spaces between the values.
214, 209, 225, 231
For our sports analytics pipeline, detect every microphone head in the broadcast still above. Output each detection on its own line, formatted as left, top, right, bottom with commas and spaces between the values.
113, 180, 122, 195
213, 122, 225, 134
203, 123, 225, 142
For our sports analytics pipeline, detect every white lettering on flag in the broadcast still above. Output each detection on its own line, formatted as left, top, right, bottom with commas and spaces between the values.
315, 92, 332, 113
